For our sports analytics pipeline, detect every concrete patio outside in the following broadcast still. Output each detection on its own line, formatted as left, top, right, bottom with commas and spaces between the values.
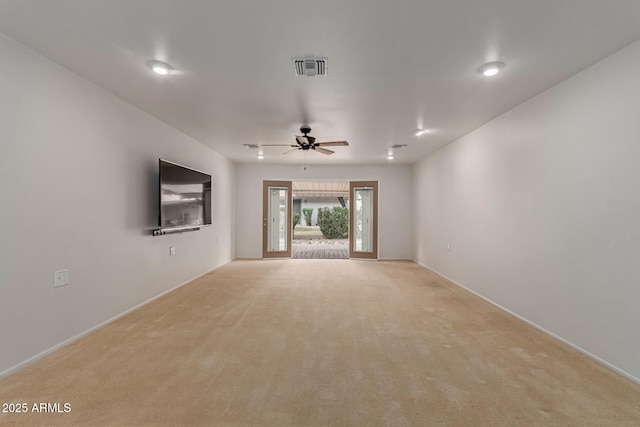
292, 240, 348, 259
292, 226, 348, 259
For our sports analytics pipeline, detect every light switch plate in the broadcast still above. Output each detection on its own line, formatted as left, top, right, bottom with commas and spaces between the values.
169, 246, 176, 256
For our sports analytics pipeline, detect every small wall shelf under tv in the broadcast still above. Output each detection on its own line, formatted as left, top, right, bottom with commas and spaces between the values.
152, 226, 201, 236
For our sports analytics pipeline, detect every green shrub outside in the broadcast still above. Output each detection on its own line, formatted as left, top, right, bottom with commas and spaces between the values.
292, 212, 300, 238
302, 208, 314, 226
317, 207, 328, 227
319, 206, 348, 239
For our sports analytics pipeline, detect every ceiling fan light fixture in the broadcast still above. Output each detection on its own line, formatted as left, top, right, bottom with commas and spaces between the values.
479, 61, 505, 77
147, 60, 171, 76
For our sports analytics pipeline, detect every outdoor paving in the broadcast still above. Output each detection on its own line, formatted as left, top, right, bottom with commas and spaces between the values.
292, 241, 348, 259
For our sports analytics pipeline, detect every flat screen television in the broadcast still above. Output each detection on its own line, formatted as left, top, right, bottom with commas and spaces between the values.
158, 159, 212, 232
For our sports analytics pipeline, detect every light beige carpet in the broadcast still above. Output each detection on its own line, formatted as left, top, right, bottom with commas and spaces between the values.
1, 260, 639, 426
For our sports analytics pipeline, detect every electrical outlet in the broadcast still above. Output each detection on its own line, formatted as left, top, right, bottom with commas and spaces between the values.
54, 269, 69, 287
169, 246, 176, 256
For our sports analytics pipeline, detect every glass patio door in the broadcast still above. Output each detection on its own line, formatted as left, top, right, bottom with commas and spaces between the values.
349, 181, 378, 259
262, 180, 292, 258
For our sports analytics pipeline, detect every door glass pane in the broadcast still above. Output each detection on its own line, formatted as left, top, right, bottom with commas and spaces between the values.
353, 187, 373, 252
268, 187, 288, 251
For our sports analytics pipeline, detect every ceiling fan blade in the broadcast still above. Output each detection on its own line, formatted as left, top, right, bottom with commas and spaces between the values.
314, 147, 335, 155
316, 141, 349, 146
282, 148, 299, 154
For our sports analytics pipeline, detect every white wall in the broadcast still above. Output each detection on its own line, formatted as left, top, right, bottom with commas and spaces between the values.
0, 34, 235, 375
413, 39, 640, 382
236, 164, 412, 259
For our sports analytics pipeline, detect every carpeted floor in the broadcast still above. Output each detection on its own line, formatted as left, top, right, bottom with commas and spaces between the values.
1, 260, 639, 426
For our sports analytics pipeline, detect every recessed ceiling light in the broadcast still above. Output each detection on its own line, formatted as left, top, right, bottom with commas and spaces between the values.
478, 62, 505, 77
415, 129, 429, 137
147, 60, 171, 76
387, 154, 394, 160
257, 154, 264, 160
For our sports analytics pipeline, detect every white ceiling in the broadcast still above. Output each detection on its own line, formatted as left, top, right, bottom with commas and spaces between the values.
1, 1, 640, 165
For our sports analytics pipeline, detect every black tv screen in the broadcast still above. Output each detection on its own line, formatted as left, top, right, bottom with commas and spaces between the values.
159, 159, 211, 231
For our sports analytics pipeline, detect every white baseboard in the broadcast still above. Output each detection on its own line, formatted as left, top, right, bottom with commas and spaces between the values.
412, 259, 640, 386
0, 264, 225, 379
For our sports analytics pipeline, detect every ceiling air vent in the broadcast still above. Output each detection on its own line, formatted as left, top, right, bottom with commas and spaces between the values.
391, 144, 408, 149
243, 144, 260, 149
292, 56, 328, 77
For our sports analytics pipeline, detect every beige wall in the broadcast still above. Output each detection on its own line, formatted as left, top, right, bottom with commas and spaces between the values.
413, 39, 640, 383
0, 34, 235, 376
235, 164, 413, 259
